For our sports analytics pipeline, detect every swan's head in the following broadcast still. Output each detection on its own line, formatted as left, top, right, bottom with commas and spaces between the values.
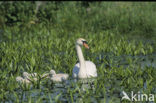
16, 76, 23, 82
23, 72, 30, 78
76, 38, 89, 49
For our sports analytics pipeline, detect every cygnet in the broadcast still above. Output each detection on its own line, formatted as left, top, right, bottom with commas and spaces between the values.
23, 72, 37, 81
49, 69, 69, 82
16, 76, 31, 84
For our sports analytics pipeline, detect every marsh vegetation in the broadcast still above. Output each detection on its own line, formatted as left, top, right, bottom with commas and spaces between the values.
0, 1, 156, 103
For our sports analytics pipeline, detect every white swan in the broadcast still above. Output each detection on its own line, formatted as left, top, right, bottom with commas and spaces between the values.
49, 70, 69, 82
72, 38, 97, 78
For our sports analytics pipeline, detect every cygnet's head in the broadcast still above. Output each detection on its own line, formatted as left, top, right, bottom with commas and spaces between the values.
16, 76, 23, 82
76, 38, 89, 49
23, 72, 29, 77
50, 70, 56, 75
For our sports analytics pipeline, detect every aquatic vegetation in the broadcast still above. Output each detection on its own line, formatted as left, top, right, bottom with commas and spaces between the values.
0, 25, 156, 102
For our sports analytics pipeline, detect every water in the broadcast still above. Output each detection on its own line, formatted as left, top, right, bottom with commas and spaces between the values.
96, 53, 156, 69
4, 53, 156, 103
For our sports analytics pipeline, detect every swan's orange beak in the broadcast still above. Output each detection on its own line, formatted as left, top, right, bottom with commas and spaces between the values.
83, 43, 89, 49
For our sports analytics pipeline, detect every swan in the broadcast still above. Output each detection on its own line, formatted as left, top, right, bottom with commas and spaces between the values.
49, 69, 69, 82
72, 38, 97, 78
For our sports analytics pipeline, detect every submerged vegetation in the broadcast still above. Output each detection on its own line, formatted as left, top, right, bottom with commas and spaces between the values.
0, 1, 156, 102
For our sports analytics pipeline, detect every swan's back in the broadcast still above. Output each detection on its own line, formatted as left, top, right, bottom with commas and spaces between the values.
51, 74, 69, 82
73, 61, 97, 78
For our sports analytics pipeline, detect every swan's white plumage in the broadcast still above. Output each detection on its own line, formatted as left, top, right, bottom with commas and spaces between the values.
73, 61, 97, 78
72, 38, 97, 78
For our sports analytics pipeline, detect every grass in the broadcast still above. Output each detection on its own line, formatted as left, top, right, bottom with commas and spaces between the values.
0, 1, 156, 103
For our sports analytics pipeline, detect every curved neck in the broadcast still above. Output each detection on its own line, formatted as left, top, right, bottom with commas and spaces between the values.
76, 44, 88, 78
76, 44, 85, 68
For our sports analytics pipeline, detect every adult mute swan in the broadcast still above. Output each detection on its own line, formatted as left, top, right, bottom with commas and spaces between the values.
72, 38, 97, 78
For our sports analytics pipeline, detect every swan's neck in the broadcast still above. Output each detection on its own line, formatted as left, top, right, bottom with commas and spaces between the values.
76, 44, 87, 77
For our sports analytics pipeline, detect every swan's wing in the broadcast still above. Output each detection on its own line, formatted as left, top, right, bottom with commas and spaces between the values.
72, 63, 80, 78
86, 61, 97, 77
72, 61, 97, 78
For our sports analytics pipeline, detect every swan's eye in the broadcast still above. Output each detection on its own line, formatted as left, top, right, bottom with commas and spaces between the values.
82, 41, 88, 44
